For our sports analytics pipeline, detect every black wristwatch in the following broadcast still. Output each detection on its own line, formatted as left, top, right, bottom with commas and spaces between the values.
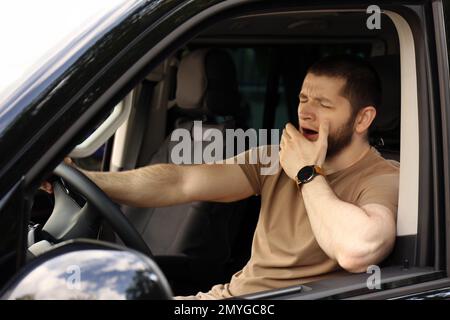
295, 165, 324, 185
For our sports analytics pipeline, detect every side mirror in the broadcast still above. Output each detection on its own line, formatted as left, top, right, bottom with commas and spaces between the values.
1, 240, 172, 300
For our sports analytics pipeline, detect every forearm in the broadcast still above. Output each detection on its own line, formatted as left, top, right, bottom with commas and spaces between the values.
301, 176, 383, 269
82, 164, 188, 207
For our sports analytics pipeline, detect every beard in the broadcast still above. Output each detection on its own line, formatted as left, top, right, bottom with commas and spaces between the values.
326, 115, 356, 160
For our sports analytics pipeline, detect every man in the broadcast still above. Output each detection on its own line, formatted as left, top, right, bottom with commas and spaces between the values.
47, 55, 399, 299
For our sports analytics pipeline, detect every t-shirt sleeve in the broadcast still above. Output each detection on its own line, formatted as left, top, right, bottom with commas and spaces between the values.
225, 145, 280, 196
355, 173, 400, 216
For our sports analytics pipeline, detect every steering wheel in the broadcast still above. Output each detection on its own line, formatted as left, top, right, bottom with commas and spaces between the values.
40, 162, 153, 258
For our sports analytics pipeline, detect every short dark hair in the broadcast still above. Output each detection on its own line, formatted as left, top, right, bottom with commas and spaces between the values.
307, 55, 381, 117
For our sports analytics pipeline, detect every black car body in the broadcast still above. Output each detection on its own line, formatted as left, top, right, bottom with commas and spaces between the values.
1, 0, 450, 300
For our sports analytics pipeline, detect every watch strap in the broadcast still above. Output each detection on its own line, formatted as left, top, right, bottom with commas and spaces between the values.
313, 165, 325, 176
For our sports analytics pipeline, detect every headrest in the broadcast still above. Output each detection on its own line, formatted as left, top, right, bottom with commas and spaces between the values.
369, 55, 401, 148
176, 49, 240, 117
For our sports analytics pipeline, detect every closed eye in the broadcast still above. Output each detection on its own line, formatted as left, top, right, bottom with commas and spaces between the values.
299, 94, 308, 103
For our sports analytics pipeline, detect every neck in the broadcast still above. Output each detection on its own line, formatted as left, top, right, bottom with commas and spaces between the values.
322, 138, 371, 175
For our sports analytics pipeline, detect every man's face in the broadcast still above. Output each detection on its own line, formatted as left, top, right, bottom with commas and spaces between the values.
298, 73, 356, 159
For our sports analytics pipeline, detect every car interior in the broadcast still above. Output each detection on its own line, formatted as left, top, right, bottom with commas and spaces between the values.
27, 8, 431, 298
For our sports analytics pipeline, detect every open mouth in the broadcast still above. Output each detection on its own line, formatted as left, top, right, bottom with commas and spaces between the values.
301, 128, 319, 140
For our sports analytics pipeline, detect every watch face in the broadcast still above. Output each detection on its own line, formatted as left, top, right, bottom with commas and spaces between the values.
297, 166, 315, 183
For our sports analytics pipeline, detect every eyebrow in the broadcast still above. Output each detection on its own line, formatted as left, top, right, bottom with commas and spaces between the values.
299, 93, 333, 104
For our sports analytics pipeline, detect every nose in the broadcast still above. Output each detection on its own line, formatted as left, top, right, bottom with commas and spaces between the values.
298, 102, 316, 122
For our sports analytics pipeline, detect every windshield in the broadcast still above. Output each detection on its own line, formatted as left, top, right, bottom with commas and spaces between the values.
0, 0, 132, 103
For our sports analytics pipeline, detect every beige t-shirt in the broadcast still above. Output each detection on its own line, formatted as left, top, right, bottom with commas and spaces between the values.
191, 145, 399, 300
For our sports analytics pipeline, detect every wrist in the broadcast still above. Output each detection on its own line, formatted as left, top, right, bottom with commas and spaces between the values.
300, 174, 324, 190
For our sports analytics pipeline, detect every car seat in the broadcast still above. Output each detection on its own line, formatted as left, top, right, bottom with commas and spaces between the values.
121, 49, 257, 295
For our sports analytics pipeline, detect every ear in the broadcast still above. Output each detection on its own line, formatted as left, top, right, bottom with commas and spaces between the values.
354, 106, 377, 134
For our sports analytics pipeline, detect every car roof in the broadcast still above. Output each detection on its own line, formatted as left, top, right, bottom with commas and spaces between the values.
0, 0, 129, 103
0, 0, 141, 131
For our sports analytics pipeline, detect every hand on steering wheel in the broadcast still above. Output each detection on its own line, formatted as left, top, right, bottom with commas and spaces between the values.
41, 162, 153, 258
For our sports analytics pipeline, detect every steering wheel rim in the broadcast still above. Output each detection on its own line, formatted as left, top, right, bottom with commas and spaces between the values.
52, 162, 153, 258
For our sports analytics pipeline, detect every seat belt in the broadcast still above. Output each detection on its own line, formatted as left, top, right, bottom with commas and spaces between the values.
136, 58, 178, 167
122, 80, 156, 170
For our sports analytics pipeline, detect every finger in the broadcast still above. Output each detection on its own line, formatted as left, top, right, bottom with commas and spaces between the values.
318, 120, 330, 145
40, 181, 54, 194
280, 134, 286, 148
282, 127, 291, 140
281, 131, 292, 144
64, 157, 73, 165
285, 123, 300, 138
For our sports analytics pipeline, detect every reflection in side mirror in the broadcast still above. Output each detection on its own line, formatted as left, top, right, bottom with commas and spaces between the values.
1, 241, 172, 300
